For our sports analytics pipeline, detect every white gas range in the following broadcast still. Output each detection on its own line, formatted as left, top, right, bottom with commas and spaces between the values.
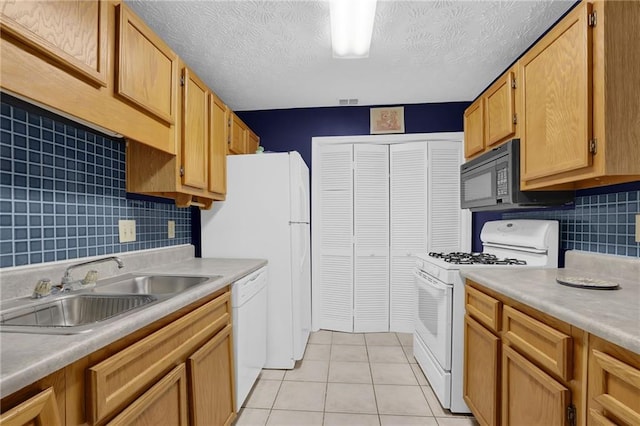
412, 219, 560, 413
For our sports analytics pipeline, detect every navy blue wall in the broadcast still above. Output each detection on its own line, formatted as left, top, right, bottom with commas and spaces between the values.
237, 102, 470, 170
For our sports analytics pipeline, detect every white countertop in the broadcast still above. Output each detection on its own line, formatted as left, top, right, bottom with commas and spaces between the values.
461, 264, 640, 354
0, 257, 266, 398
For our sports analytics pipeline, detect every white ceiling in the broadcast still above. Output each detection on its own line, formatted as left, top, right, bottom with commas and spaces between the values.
125, 0, 575, 112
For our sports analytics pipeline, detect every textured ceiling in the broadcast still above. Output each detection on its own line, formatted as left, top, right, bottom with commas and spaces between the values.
125, 0, 575, 111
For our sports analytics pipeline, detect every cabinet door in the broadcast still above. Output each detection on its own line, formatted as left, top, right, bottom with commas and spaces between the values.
353, 144, 389, 332
502, 345, 570, 426
229, 114, 246, 154
209, 93, 227, 195
246, 129, 259, 154
463, 98, 484, 158
464, 315, 500, 426
0, 387, 62, 426
485, 70, 516, 147
115, 3, 177, 124
315, 144, 354, 332
588, 348, 640, 426
107, 364, 188, 426
519, 2, 593, 182
182, 67, 209, 190
0, 0, 108, 86
187, 324, 236, 426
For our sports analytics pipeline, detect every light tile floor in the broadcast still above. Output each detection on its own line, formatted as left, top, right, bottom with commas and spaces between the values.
234, 331, 478, 426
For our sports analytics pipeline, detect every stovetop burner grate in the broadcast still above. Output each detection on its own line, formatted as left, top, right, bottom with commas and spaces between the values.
428, 252, 527, 265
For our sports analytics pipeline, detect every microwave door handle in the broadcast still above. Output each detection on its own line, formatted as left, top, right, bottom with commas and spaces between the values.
413, 270, 449, 292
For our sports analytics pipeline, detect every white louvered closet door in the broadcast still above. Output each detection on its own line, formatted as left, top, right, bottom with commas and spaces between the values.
389, 142, 429, 333
428, 141, 462, 253
317, 144, 354, 332
353, 144, 390, 332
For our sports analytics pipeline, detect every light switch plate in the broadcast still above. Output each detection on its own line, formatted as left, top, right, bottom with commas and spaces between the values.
168, 220, 175, 239
636, 214, 640, 243
119, 220, 136, 243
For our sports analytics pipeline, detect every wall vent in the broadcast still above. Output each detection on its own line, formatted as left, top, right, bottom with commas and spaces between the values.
339, 98, 359, 105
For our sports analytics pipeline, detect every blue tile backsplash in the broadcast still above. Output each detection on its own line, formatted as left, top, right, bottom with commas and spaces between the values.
503, 188, 640, 257
0, 99, 191, 268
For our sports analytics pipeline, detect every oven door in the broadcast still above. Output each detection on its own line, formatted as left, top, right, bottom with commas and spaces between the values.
413, 268, 453, 370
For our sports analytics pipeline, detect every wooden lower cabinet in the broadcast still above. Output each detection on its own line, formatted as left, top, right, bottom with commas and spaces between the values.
107, 365, 188, 426
587, 336, 640, 426
464, 280, 589, 426
463, 315, 500, 426
0, 287, 235, 426
0, 387, 62, 426
502, 345, 570, 426
188, 324, 236, 426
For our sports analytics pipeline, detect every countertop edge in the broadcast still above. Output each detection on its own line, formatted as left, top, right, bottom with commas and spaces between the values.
0, 257, 267, 398
461, 269, 640, 355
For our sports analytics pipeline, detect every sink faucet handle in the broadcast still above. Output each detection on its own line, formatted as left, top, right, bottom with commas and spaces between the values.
82, 270, 98, 286
32, 279, 52, 299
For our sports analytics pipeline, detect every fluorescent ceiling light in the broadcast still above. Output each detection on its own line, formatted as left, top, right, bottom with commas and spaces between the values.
330, 0, 377, 58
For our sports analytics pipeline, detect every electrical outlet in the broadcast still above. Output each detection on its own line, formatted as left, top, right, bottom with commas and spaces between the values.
168, 220, 175, 239
636, 214, 640, 243
119, 220, 136, 243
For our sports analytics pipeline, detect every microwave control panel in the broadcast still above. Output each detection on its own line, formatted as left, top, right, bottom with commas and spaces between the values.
497, 167, 509, 197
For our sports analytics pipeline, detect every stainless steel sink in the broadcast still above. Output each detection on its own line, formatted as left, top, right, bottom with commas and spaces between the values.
94, 275, 218, 295
0, 274, 222, 334
0, 294, 157, 334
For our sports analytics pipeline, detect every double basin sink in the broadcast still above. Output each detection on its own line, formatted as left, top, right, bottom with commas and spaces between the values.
0, 274, 221, 334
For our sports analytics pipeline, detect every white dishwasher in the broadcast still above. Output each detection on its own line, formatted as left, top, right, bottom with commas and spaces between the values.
232, 266, 268, 409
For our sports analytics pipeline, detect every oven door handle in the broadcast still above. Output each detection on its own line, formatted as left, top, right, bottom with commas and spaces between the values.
413, 269, 450, 292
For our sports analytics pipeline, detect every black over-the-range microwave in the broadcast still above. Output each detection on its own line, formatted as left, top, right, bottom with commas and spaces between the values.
460, 139, 575, 211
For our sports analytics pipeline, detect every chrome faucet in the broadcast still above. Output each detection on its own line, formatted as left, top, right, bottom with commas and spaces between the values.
61, 256, 125, 287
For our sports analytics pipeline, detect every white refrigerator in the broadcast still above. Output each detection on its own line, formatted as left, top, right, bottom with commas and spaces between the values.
201, 151, 311, 369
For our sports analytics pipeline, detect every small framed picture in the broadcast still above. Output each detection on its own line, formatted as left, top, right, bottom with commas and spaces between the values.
370, 106, 405, 134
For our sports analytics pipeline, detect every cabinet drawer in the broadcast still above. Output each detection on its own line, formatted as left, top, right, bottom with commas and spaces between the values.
502, 306, 572, 381
107, 364, 188, 426
0, 387, 62, 426
88, 291, 230, 423
589, 349, 640, 426
465, 285, 501, 333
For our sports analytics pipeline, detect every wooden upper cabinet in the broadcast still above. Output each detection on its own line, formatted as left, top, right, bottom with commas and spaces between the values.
0, 0, 108, 86
246, 129, 260, 155
519, 2, 593, 183
518, 1, 640, 189
485, 70, 516, 147
181, 67, 208, 190
115, 3, 178, 125
209, 93, 227, 196
229, 113, 247, 155
464, 98, 484, 158
0, 387, 62, 426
